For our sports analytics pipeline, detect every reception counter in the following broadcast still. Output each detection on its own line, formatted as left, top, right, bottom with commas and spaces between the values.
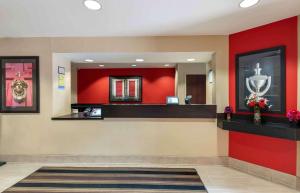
52, 104, 217, 120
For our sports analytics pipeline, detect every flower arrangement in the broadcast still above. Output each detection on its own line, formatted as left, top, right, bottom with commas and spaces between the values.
245, 93, 271, 125
287, 110, 297, 122
245, 93, 271, 110
224, 106, 233, 121
287, 110, 300, 126
224, 106, 233, 114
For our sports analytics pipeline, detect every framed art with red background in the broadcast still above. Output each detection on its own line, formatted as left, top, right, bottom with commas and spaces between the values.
109, 76, 142, 102
0, 56, 40, 113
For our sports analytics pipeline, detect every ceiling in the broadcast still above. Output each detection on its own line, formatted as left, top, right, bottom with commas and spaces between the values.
59, 52, 212, 68
58, 52, 213, 68
74, 63, 179, 69
0, 0, 300, 37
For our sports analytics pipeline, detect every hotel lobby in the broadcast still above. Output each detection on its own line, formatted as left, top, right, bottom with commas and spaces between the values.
0, 0, 300, 192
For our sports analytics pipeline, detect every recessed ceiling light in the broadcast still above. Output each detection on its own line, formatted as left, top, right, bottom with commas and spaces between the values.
84, 0, 102, 10
164, 64, 170, 67
99, 64, 105, 67
136, 59, 144, 62
131, 64, 137, 67
239, 0, 260, 8
187, 58, 196, 62
85, 59, 94, 62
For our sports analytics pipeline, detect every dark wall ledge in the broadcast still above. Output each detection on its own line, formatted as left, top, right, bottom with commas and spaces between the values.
217, 114, 300, 141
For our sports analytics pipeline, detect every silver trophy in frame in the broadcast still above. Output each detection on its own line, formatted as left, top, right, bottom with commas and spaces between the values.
246, 63, 271, 97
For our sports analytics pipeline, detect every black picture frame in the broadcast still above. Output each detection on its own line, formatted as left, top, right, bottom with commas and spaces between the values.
58, 66, 65, 75
236, 46, 286, 114
109, 76, 142, 102
0, 56, 40, 113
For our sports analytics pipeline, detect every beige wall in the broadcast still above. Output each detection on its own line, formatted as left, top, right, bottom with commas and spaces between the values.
71, 63, 78, 104
176, 60, 216, 105
176, 63, 207, 104
0, 36, 228, 158
208, 54, 217, 104
52, 54, 72, 115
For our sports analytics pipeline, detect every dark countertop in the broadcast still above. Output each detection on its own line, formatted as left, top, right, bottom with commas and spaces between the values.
52, 113, 103, 120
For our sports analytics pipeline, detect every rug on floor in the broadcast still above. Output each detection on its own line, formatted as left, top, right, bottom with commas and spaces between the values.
0, 162, 6, 167
3, 166, 208, 193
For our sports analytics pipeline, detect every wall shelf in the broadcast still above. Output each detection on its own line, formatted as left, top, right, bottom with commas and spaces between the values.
217, 114, 300, 141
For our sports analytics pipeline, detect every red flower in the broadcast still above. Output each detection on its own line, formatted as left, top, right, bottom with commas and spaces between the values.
248, 101, 256, 107
287, 110, 298, 122
258, 99, 266, 108
296, 111, 300, 121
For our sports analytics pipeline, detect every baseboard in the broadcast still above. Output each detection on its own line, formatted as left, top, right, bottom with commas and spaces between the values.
0, 154, 228, 166
228, 157, 300, 190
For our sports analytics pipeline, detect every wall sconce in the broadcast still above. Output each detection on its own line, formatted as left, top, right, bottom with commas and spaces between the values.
208, 69, 214, 84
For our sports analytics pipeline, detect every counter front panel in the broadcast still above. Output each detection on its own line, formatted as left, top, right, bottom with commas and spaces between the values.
52, 104, 217, 120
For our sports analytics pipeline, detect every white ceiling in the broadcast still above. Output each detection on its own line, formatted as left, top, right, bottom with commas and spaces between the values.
74, 63, 179, 69
58, 52, 212, 68
0, 0, 300, 37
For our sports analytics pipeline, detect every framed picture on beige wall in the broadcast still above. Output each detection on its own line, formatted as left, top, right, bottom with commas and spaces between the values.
0, 56, 40, 113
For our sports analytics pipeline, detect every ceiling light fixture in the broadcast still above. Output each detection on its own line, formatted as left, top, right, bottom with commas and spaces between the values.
131, 64, 137, 67
239, 0, 260, 8
187, 58, 196, 62
84, 0, 102, 10
136, 59, 144, 62
85, 59, 94, 62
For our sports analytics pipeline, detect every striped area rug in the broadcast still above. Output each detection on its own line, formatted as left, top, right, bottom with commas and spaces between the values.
3, 167, 208, 193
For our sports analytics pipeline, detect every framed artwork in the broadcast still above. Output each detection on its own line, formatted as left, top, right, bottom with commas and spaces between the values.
57, 66, 65, 90
109, 76, 142, 102
0, 56, 40, 113
58, 66, 65, 74
236, 46, 286, 114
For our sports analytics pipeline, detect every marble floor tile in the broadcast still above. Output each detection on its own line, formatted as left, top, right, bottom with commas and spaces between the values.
0, 163, 299, 193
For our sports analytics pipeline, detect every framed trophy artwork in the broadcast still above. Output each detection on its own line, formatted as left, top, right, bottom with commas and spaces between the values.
109, 76, 142, 102
236, 46, 286, 114
0, 56, 40, 113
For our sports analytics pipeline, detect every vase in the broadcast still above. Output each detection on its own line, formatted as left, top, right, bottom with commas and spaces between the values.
254, 107, 261, 125
297, 120, 300, 127
289, 121, 295, 127
226, 113, 231, 121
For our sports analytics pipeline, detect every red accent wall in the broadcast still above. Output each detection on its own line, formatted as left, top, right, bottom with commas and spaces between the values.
229, 17, 298, 175
77, 68, 175, 104
229, 132, 297, 175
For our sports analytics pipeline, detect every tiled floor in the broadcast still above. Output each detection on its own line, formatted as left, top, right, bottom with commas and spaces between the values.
0, 163, 299, 193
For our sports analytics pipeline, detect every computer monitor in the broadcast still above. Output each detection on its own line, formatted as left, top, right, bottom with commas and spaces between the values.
166, 96, 179, 105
